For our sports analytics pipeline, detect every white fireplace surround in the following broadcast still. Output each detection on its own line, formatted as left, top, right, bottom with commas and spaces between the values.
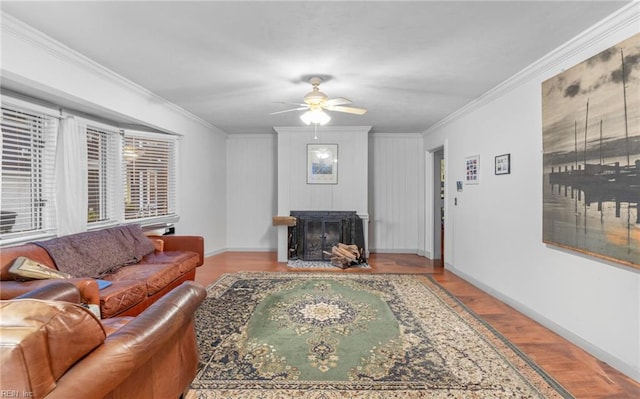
274, 126, 371, 262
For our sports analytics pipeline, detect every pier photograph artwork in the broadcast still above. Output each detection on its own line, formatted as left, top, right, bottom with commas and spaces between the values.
542, 32, 640, 269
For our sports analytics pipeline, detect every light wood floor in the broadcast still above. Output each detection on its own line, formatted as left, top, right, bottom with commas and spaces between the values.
192, 252, 640, 399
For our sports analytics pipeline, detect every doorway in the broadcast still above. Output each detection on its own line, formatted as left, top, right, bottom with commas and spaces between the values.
433, 148, 445, 263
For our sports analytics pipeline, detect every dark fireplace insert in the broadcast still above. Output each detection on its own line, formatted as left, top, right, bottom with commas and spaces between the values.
288, 211, 366, 261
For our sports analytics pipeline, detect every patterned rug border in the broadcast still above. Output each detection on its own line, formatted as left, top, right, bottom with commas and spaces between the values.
418, 274, 574, 398
195, 272, 574, 398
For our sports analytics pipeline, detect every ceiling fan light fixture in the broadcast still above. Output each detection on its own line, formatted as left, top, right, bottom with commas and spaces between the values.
271, 76, 366, 122
300, 109, 331, 125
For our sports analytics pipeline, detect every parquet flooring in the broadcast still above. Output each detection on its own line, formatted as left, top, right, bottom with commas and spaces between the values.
192, 252, 640, 399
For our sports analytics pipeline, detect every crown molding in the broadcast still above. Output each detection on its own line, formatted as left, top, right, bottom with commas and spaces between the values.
371, 132, 423, 139
226, 133, 276, 140
274, 126, 372, 135
423, 2, 639, 136
1, 12, 217, 132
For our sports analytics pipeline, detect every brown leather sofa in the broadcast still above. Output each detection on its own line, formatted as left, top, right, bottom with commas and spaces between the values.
0, 225, 204, 318
0, 280, 206, 399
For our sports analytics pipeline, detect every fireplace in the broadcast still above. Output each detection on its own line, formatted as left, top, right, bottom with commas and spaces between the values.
288, 211, 366, 261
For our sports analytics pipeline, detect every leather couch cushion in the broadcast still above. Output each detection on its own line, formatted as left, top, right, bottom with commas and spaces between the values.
105, 263, 183, 296
0, 299, 105, 397
140, 251, 199, 274
98, 280, 148, 318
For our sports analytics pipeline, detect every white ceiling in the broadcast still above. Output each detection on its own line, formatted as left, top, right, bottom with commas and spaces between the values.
0, 1, 629, 134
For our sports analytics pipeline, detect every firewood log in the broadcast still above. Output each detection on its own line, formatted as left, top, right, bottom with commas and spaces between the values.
336, 253, 356, 262
338, 243, 358, 252
324, 242, 365, 268
335, 245, 356, 257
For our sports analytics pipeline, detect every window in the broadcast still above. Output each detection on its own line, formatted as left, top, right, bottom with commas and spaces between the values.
123, 132, 177, 223
1, 96, 180, 246
86, 125, 119, 226
1, 104, 58, 242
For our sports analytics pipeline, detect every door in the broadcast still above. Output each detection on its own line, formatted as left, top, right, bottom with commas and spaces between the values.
433, 148, 445, 263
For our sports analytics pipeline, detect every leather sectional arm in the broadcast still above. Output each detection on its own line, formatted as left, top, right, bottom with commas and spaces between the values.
0, 278, 100, 305
14, 281, 81, 303
45, 281, 207, 399
150, 235, 205, 266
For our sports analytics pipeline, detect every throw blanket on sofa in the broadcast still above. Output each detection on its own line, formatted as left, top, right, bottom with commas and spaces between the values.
35, 225, 155, 278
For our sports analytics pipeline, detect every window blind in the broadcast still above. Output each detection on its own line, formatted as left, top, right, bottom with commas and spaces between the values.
122, 132, 177, 223
1, 104, 58, 241
1, 95, 182, 245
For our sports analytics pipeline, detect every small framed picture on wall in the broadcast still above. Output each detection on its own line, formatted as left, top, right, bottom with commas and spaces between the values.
495, 153, 511, 175
465, 155, 480, 184
307, 144, 338, 184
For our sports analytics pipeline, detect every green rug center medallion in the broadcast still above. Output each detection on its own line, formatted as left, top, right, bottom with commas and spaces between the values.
243, 279, 400, 379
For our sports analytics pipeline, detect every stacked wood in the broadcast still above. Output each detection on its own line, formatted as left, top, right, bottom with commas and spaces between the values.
323, 243, 365, 269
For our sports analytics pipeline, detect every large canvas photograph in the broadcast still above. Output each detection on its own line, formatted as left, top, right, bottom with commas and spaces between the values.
542, 33, 640, 269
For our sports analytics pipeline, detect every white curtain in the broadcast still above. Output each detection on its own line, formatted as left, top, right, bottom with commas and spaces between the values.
55, 116, 87, 235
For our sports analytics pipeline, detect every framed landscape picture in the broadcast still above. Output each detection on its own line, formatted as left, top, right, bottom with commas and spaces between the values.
542, 32, 640, 269
307, 144, 338, 184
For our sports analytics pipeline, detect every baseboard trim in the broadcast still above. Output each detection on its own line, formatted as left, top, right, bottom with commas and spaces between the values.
205, 247, 277, 258
446, 264, 640, 382
417, 249, 430, 258
224, 247, 276, 253
204, 248, 226, 258
369, 249, 421, 254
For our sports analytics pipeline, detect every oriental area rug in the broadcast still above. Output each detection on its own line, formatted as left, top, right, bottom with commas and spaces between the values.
191, 273, 573, 398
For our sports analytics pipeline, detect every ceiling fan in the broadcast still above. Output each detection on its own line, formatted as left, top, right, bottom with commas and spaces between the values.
270, 77, 367, 125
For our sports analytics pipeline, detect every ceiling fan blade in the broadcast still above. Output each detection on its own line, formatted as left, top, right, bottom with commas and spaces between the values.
325, 105, 368, 115
274, 101, 308, 107
325, 97, 352, 106
269, 107, 308, 115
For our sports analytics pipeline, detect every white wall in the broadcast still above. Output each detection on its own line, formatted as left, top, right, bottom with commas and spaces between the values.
369, 133, 425, 254
1, 13, 228, 255
181, 128, 227, 255
423, 4, 640, 380
226, 134, 278, 251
